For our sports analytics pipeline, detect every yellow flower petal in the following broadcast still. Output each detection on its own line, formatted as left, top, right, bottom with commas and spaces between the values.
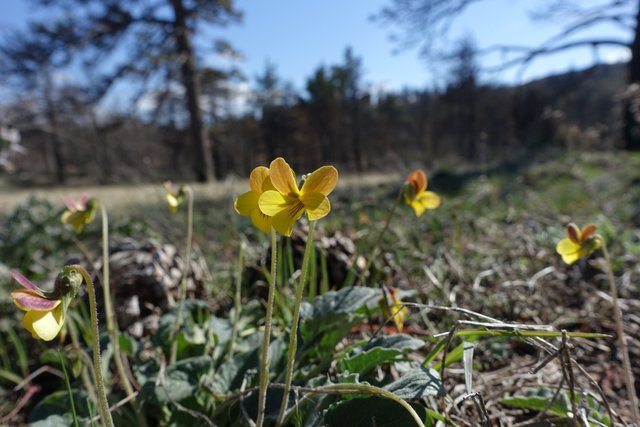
235, 191, 260, 217
271, 210, 299, 237
250, 209, 272, 234
259, 190, 290, 216
556, 238, 582, 265
249, 166, 270, 193
580, 224, 598, 242
410, 200, 427, 217
261, 176, 276, 192
302, 192, 331, 220
566, 223, 581, 244
269, 158, 299, 195
301, 166, 338, 196
22, 305, 64, 341
416, 191, 441, 209
166, 193, 180, 213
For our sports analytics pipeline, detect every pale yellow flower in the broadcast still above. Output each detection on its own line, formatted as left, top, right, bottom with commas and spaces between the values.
403, 169, 440, 216
556, 223, 601, 265
11, 272, 65, 341
61, 194, 97, 233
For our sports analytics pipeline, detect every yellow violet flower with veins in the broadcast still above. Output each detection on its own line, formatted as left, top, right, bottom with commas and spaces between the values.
403, 169, 441, 216
258, 157, 338, 236
234, 166, 276, 233
556, 223, 602, 265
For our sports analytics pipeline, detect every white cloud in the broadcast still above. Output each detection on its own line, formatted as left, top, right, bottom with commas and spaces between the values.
603, 48, 631, 64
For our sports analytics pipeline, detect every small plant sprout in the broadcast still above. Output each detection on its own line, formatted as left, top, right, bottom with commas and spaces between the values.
258, 157, 338, 236
11, 267, 115, 427
234, 166, 275, 233
555, 223, 601, 265
61, 194, 97, 233
403, 169, 441, 217
556, 222, 639, 424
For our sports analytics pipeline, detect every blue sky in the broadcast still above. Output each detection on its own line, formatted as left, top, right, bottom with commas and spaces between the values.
1, 0, 633, 95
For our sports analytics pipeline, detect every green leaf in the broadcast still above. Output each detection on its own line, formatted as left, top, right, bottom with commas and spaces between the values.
383, 367, 446, 400
340, 334, 424, 375
500, 395, 569, 417
28, 390, 92, 426
119, 332, 137, 357
140, 356, 212, 404
299, 287, 382, 358
209, 334, 284, 394
324, 396, 429, 427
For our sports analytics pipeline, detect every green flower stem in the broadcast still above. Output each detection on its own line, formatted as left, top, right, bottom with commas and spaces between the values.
170, 185, 194, 365
256, 229, 278, 427
74, 266, 115, 427
282, 383, 425, 427
357, 190, 403, 286
276, 220, 316, 426
100, 205, 148, 427
59, 352, 80, 427
600, 241, 639, 424
66, 318, 97, 403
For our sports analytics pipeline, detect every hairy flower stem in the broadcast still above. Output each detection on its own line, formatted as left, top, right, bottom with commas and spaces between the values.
100, 206, 148, 427
74, 266, 115, 427
357, 190, 403, 286
170, 186, 194, 364
601, 242, 639, 424
256, 229, 278, 427
276, 221, 316, 426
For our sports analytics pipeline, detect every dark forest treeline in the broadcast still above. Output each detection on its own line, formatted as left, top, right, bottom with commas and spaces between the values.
3, 61, 625, 185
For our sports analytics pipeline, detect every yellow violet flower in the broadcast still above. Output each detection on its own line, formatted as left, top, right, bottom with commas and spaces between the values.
258, 157, 338, 236
11, 272, 67, 341
163, 181, 187, 214
556, 223, 602, 265
381, 286, 409, 332
234, 166, 276, 233
403, 169, 441, 216
61, 194, 97, 233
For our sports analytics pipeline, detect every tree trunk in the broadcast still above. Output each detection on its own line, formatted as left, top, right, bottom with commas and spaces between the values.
170, 0, 216, 181
624, 0, 640, 151
44, 72, 66, 184
350, 101, 364, 172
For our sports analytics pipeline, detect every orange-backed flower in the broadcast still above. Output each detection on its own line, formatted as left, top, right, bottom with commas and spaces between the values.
234, 166, 276, 233
403, 169, 441, 217
381, 286, 409, 332
163, 181, 187, 214
11, 272, 69, 341
556, 223, 602, 265
61, 194, 97, 233
258, 157, 338, 236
